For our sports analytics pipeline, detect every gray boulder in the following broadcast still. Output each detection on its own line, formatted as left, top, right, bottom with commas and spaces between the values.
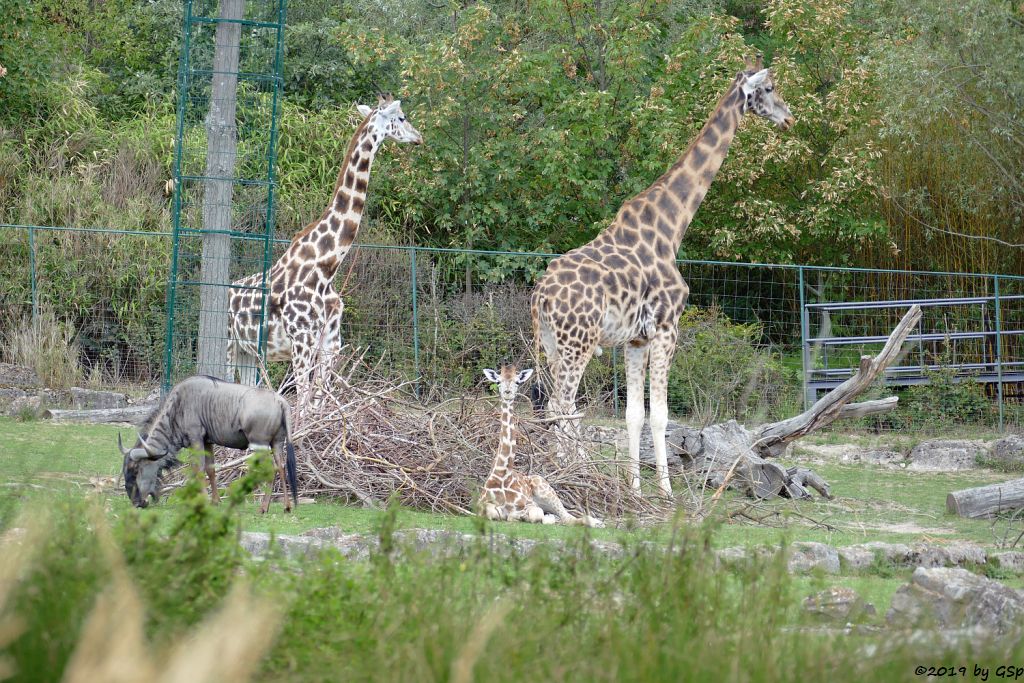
907, 440, 986, 472
986, 435, 1024, 471
837, 449, 904, 467
803, 586, 876, 622
788, 542, 840, 574
69, 387, 128, 410
991, 551, 1024, 573
887, 567, 1024, 634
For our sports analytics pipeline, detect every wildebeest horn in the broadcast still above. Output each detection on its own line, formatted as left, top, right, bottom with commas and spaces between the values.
138, 434, 157, 456
117, 433, 129, 456
129, 448, 149, 462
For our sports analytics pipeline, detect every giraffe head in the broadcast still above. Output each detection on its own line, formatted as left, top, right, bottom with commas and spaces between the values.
739, 54, 795, 131
356, 94, 423, 145
483, 365, 534, 404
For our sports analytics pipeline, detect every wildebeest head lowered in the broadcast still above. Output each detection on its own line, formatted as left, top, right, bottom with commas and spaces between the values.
120, 434, 178, 508
118, 375, 298, 512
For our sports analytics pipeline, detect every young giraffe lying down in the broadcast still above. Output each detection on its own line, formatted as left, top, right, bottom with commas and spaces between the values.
479, 365, 603, 528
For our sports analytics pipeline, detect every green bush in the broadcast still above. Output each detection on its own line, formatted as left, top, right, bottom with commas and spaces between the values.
668, 307, 796, 423
902, 363, 994, 430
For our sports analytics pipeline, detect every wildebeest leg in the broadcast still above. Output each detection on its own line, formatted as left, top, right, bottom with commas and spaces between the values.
272, 440, 293, 513
252, 445, 276, 514
203, 444, 220, 504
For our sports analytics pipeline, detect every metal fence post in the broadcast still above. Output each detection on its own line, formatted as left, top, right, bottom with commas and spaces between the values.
410, 246, 421, 397
798, 266, 811, 410
994, 274, 1004, 431
28, 225, 38, 326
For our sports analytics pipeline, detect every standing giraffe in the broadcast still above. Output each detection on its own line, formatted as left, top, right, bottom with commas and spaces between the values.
531, 55, 795, 495
228, 95, 422, 400
479, 365, 603, 527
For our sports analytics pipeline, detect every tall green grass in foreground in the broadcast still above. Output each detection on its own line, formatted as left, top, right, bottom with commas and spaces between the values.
1, 462, 1020, 683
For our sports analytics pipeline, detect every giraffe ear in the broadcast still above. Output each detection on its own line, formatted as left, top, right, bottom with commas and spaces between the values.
356, 104, 373, 118
381, 99, 401, 116
516, 368, 534, 384
740, 69, 768, 95
483, 368, 500, 383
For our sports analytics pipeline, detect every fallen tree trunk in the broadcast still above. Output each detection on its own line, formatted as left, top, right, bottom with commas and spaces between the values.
947, 479, 1024, 518
44, 406, 153, 424
666, 305, 922, 500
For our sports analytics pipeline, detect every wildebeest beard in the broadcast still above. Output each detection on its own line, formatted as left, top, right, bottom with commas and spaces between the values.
123, 449, 180, 508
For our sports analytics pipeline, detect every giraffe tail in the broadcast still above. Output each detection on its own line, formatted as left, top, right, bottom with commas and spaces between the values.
529, 290, 549, 417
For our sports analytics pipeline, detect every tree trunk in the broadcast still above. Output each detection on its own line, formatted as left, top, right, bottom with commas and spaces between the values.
44, 406, 154, 424
197, 0, 244, 379
947, 479, 1024, 518
666, 305, 922, 500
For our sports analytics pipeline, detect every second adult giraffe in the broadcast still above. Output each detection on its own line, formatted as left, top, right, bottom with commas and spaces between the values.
228, 95, 422, 398
531, 56, 795, 495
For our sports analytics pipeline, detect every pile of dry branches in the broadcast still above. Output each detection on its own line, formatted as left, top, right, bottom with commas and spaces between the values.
182, 349, 670, 523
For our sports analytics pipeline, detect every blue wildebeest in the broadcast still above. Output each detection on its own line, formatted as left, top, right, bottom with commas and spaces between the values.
119, 375, 299, 512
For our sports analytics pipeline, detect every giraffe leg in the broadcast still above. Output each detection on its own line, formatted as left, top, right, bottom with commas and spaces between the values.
529, 474, 604, 527
648, 328, 678, 496
623, 343, 648, 491
550, 339, 598, 464
233, 344, 260, 386
484, 503, 503, 521
288, 333, 318, 422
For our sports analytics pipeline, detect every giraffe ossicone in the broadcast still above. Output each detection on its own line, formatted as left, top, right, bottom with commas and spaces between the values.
479, 365, 604, 528
227, 94, 422, 407
530, 54, 796, 496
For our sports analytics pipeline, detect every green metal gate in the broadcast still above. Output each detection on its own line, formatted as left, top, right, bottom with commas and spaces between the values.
163, 0, 286, 390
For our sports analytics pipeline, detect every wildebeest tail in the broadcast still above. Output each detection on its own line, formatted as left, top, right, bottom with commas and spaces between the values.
283, 401, 299, 507
285, 438, 298, 507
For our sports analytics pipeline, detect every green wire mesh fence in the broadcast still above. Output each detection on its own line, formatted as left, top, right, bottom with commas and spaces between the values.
2, 222, 1023, 434
164, 0, 286, 388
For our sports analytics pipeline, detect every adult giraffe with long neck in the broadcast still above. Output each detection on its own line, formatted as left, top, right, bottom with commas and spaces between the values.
228, 95, 422, 399
531, 55, 795, 495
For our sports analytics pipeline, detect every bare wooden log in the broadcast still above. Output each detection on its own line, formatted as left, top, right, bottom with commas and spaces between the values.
44, 406, 154, 424
666, 306, 921, 501
754, 305, 921, 458
947, 479, 1024, 518
837, 396, 899, 419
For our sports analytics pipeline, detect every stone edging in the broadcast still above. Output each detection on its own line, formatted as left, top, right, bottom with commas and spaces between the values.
240, 527, 1024, 575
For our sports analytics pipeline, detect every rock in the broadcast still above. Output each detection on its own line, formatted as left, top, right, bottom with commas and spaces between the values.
130, 387, 161, 406
907, 440, 986, 472
833, 448, 904, 467
838, 545, 877, 571
714, 546, 749, 567
0, 363, 40, 390
788, 542, 840, 574
909, 541, 986, 568
992, 551, 1024, 573
987, 436, 1024, 471
0, 388, 33, 417
887, 567, 1024, 634
69, 387, 128, 410
855, 542, 913, 566
803, 586, 876, 622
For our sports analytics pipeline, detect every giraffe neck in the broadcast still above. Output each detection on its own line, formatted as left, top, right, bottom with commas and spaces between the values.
617, 77, 745, 254
286, 118, 383, 277
489, 399, 516, 476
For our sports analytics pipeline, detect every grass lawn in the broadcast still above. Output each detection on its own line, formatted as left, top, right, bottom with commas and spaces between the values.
1, 416, 1020, 551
